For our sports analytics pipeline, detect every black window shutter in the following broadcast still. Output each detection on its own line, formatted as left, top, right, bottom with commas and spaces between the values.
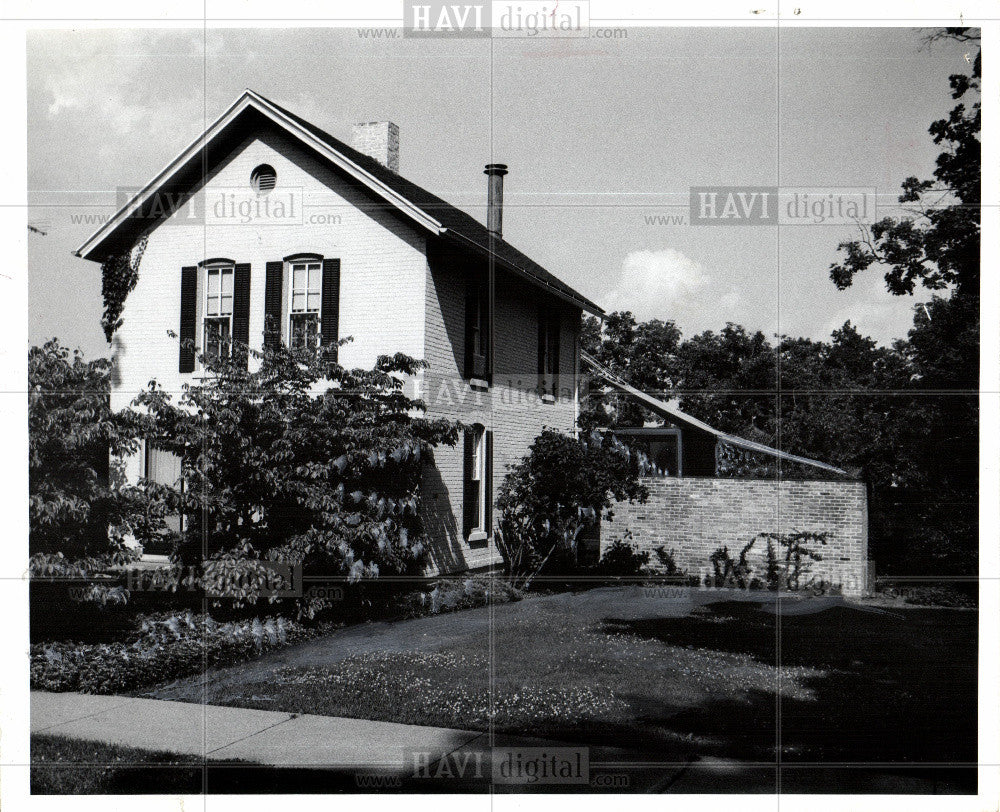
178, 266, 197, 372
321, 258, 341, 357
264, 261, 283, 349
462, 429, 477, 539
485, 429, 493, 536
232, 263, 251, 367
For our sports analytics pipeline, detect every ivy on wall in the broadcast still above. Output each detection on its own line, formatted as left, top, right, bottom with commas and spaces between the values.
100, 235, 148, 342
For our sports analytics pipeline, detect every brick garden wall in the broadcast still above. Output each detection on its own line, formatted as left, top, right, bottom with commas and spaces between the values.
609, 477, 869, 595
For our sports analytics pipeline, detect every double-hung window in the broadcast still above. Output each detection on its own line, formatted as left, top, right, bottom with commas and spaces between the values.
204, 264, 234, 361
463, 424, 492, 542
471, 426, 486, 531
289, 260, 322, 350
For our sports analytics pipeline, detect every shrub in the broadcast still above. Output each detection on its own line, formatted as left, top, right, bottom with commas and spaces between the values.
595, 537, 650, 577
760, 531, 827, 590
653, 545, 685, 576
495, 429, 648, 587
410, 576, 524, 616
706, 540, 759, 589
29, 611, 321, 694
704, 531, 830, 591
135, 340, 458, 616
28, 340, 162, 568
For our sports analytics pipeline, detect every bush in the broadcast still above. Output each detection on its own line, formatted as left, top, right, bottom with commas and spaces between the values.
29, 340, 161, 568
135, 339, 458, 616
30, 611, 322, 694
495, 429, 648, 586
706, 540, 760, 589
595, 537, 649, 577
653, 545, 685, 576
704, 532, 831, 592
400, 576, 524, 616
761, 531, 827, 590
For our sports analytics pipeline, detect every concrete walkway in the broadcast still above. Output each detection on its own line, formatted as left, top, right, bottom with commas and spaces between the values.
31, 690, 966, 793
31, 690, 485, 770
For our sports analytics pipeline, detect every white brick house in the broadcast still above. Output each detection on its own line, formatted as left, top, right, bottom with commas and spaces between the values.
75, 90, 603, 574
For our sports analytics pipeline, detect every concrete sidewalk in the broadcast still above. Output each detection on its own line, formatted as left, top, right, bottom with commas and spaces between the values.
32, 691, 965, 793
31, 690, 485, 770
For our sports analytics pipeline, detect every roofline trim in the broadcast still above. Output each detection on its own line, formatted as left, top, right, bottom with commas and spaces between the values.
581, 351, 851, 477
74, 90, 445, 261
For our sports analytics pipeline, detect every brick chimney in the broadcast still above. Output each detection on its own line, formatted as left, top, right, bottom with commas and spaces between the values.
351, 121, 399, 173
484, 163, 508, 238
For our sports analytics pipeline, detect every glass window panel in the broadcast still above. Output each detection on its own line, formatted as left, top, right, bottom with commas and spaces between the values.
207, 299, 218, 316
221, 271, 233, 297
221, 295, 233, 315
292, 292, 305, 312
308, 265, 321, 289
307, 292, 321, 311
293, 266, 306, 290
207, 271, 219, 297
204, 317, 230, 360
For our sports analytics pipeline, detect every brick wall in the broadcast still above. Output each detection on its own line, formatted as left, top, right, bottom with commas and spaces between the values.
111, 119, 582, 578
420, 243, 580, 574
112, 124, 428, 481
609, 477, 869, 595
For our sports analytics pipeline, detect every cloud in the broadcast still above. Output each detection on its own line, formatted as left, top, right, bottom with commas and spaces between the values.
601, 248, 740, 335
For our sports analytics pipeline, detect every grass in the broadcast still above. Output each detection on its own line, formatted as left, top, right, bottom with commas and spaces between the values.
200, 589, 976, 774
35, 588, 978, 794
31, 735, 206, 794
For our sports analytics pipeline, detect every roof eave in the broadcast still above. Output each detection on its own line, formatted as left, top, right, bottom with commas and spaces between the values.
442, 228, 604, 316
74, 90, 446, 263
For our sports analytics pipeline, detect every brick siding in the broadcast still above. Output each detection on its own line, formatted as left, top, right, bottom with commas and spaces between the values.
420, 243, 580, 574
112, 121, 582, 578
609, 477, 869, 595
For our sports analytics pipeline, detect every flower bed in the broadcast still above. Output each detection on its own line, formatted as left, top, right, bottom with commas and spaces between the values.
30, 611, 323, 694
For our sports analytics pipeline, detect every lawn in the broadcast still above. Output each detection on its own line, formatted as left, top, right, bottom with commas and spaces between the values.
149, 586, 977, 779
31, 735, 206, 794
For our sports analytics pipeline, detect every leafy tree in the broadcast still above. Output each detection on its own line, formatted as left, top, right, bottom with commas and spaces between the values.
581, 311, 682, 428
828, 29, 980, 576
495, 428, 648, 586
28, 339, 158, 568
830, 30, 979, 298
135, 339, 458, 615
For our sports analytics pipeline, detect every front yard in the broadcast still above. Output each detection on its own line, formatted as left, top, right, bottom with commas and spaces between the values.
145, 586, 977, 781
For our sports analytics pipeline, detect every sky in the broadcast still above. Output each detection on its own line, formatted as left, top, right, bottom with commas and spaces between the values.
26, 27, 972, 359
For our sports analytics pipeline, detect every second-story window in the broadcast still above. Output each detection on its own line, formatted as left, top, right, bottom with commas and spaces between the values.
538, 306, 560, 398
289, 260, 322, 350
464, 281, 490, 381
204, 264, 234, 361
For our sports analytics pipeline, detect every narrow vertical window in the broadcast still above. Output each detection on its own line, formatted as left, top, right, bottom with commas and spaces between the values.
289, 260, 322, 350
204, 264, 234, 361
463, 424, 491, 541
538, 306, 560, 398
472, 426, 486, 531
464, 281, 490, 381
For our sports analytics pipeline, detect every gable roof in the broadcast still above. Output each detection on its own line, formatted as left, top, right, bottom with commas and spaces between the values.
74, 89, 603, 315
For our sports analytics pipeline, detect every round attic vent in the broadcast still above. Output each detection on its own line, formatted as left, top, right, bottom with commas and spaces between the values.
250, 164, 277, 196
